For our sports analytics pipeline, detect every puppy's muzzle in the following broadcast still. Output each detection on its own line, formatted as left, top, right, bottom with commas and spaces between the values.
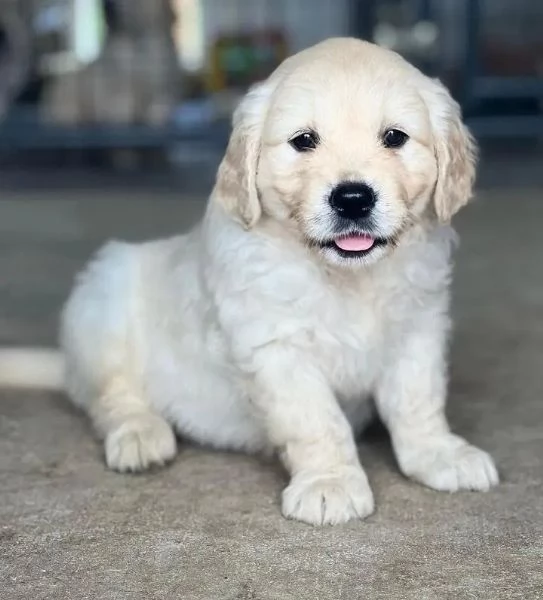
329, 182, 377, 221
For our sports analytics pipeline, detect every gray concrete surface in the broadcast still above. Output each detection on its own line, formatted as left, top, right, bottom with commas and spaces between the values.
1, 186, 542, 599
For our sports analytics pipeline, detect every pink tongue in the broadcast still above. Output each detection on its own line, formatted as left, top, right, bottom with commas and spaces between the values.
334, 234, 375, 252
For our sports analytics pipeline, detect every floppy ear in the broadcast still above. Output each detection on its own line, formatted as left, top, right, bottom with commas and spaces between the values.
213, 81, 274, 228
425, 81, 478, 222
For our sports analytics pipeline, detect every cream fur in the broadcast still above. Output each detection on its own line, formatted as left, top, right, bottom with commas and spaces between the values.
1, 39, 498, 525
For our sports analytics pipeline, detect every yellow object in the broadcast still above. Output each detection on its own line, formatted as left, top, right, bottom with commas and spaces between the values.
208, 29, 288, 92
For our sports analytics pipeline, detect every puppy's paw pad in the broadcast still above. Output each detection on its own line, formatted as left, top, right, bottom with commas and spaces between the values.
282, 467, 374, 526
402, 436, 499, 492
105, 415, 177, 473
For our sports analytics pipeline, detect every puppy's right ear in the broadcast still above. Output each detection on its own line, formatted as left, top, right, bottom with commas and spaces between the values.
213, 81, 274, 229
422, 79, 478, 223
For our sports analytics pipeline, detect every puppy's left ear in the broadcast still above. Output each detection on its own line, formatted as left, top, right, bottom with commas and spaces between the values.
425, 80, 478, 222
213, 80, 275, 229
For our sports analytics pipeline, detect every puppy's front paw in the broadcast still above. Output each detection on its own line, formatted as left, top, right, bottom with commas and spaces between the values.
105, 414, 177, 473
398, 434, 499, 492
282, 466, 374, 526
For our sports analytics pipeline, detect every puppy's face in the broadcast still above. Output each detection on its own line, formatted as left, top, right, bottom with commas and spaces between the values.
215, 39, 476, 268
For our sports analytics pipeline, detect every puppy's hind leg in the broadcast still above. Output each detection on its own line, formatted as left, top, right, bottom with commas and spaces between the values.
62, 241, 177, 473
92, 377, 177, 473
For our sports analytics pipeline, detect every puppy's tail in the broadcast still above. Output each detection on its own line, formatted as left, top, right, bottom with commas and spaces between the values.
0, 347, 64, 390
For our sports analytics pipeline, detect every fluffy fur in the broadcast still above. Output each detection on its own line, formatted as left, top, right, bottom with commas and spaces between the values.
0, 39, 498, 525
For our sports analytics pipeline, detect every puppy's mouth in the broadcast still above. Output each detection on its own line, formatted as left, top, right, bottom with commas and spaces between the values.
321, 233, 388, 258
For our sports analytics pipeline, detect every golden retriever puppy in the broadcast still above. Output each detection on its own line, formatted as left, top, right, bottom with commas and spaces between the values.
1, 38, 498, 525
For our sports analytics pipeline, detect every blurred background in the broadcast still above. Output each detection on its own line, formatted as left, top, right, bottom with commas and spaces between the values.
0, 0, 542, 345
0, 0, 541, 181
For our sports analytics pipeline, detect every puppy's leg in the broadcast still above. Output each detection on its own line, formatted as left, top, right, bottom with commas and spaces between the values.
61, 241, 176, 473
376, 326, 498, 492
252, 350, 374, 526
91, 377, 177, 473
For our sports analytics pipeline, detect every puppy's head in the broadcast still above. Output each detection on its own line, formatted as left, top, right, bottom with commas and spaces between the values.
214, 38, 476, 267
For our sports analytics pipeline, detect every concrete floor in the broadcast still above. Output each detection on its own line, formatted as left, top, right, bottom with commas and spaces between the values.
1, 183, 542, 599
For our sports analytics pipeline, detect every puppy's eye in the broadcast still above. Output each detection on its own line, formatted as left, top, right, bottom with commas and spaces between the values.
289, 131, 319, 152
383, 129, 409, 149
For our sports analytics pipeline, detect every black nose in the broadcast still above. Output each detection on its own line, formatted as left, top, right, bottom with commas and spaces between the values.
329, 182, 377, 220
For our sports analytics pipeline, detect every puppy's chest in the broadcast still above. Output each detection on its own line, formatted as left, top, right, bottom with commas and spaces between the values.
310, 280, 395, 396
